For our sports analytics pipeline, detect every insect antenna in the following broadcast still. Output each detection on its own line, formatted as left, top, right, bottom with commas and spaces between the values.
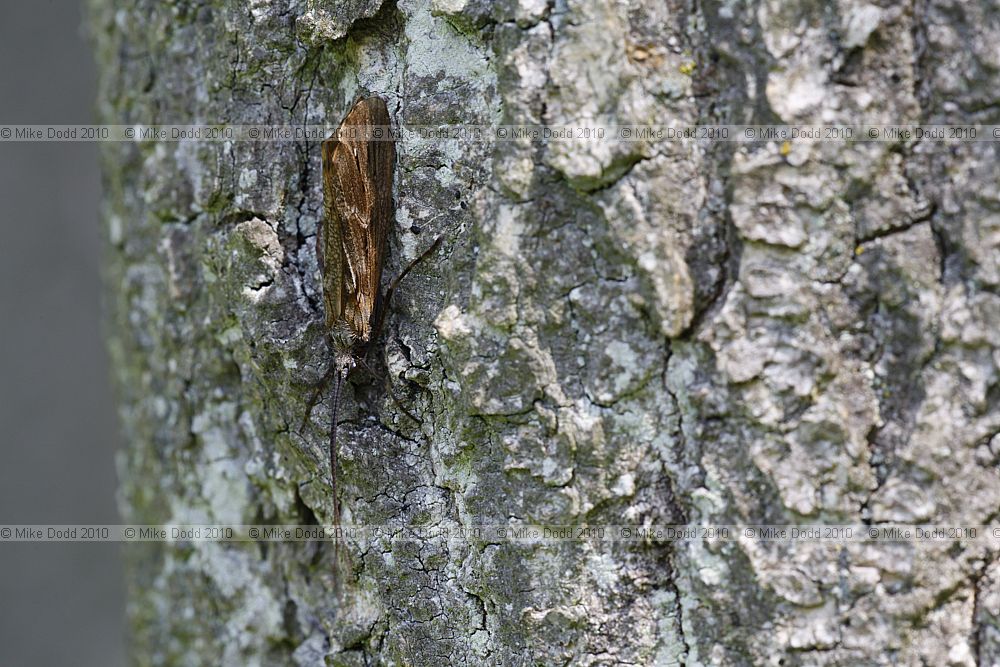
328, 368, 346, 569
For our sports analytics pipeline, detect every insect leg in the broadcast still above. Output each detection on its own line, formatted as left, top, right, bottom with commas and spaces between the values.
369, 235, 443, 344
387, 388, 422, 426
299, 361, 338, 433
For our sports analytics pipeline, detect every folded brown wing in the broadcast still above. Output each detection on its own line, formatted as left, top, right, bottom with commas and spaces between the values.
319, 97, 395, 344
319, 136, 345, 331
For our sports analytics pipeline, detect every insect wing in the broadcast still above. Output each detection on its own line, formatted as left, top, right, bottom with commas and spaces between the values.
319, 137, 346, 331
319, 97, 394, 343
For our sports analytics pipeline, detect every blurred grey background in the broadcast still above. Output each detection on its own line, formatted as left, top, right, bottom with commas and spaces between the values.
0, 1, 126, 665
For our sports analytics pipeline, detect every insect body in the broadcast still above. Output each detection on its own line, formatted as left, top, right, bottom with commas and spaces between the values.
309, 96, 442, 552
319, 97, 395, 370
314, 96, 395, 525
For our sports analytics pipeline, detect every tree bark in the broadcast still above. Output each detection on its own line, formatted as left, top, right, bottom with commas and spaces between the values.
91, 0, 1000, 664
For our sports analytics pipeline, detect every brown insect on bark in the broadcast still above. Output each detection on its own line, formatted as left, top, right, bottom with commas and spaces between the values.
304, 96, 441, 542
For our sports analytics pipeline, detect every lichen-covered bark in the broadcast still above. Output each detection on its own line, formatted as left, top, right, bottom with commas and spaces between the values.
91, 0, 1000, 664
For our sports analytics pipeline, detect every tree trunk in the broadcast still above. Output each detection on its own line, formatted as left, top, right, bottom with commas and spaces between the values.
91, 0, 1000, 664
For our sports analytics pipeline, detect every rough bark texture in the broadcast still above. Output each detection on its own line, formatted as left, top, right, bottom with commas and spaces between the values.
91, 0, 1000, 664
